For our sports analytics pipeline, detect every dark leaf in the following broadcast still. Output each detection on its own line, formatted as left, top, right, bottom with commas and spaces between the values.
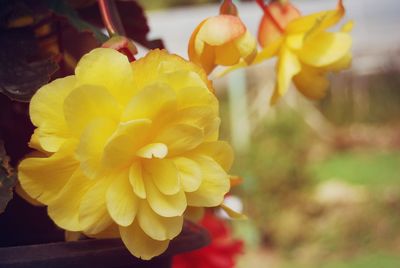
0, 140, 16, 214
0, 28, 58, 102
43, 0, 108, 43
78, 0, 164, 50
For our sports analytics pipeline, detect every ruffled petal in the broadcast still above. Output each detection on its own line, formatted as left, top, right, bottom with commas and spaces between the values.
173, 157, 202, 192
76, 117, 117, 179
176, 86, 218, 112
29, 76, 76, 152
47, 169, 94, 231
129, 162, 146, 199
79, 177, 113, 234
154, 124, 203, 156
186, 156, 230, 207
63, 85, 120, 137
144, 173, 186, 217
132, 49, 211, 92
270, 47, 301, 104
106, 169, 139, 226
293, 65, 329, 100
102, 119, 152, 169
191, 141, 234, 171
286, 0, 345, 34
122, 83, 177, 122
119, 221, 169, 260
137, 143, 168, 159
144, 159, 180, 195
138, 202, 183, 241
18, 141, 78, 204
75, 48, 136, 104
299, 32, 352, 67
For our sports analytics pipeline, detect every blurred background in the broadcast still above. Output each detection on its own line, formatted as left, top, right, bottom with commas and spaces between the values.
138, 0, 400, 267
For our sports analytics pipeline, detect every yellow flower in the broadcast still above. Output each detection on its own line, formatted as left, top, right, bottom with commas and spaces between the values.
258, 0, 353, 104
188, 14, 257, 74
18, 48, 233, 260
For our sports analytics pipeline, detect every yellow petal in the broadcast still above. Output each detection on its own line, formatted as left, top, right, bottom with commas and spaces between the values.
122, 83, 177, 122
323, 52, 352, 72
102, 119, 152, 169
234, 30, 257, 64
132, 49, 211, 93
286, 0, 345, 34
154, 124, 203, 156
188, 19, 206, 64
137, 143, 168, 159
172, 106, 217, 138
119, 221, 169, 260
18, 141, 78, 204
341, 20, 354, 33
144, 173, 186, 217
29, 76, 76, 152
198, 44, 216, 74
75, 48, 136, 104
299, 32, 352, 67
252, 38, 283, 64
79, 177, 112, 234
176, 86, 218, 112
271, 47, 301, 105
63, 85, 120, 137
129, 162, 146, 199
191, 141, 234, 171
138, 202, 183, 241
198, 15, 245, 46
160, 70, 208, 92
293, 65, 329, 100
47, 169, 94, 231
173, 157, 202, 192
144, 159, 180, 195
215, 42, 241, 66
186, 155, 230, 207
76, 117, 117, 179
106, 169, 139, 226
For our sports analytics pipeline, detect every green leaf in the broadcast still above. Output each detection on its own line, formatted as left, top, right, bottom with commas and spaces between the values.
43, 0, 108, 43
0, 140, 16, 214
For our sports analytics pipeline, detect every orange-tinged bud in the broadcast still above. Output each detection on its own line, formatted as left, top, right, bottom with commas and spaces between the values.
257, 1, 301, 47
188, 15, 257, 74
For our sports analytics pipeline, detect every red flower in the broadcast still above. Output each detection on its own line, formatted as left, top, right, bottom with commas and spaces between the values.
173, 212, 244, 268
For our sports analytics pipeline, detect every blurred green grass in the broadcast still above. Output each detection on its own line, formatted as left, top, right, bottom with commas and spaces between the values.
309, 151, 400, 187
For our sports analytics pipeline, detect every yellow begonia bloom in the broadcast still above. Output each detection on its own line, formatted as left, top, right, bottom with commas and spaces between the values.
258, 0, 353, 104
18, 48, 233, 260
188, 14, 257, 74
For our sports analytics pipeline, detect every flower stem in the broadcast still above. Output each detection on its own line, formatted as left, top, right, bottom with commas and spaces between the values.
97, 0, 125, 37
256, 0, 285, 33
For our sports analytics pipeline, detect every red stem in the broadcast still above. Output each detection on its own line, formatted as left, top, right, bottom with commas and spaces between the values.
256, 0, 285, 33
98, 0, 125, 36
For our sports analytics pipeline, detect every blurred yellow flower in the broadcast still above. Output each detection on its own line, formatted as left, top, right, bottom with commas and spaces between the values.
18, 48, 233, 260
188, 14, 257, 74
257, 0, 353, 104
